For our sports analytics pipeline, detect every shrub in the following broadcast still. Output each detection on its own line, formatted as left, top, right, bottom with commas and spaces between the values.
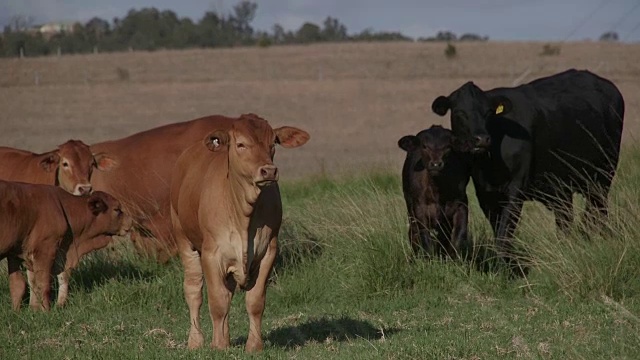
540, 43, 561, 56
445, 42, 457, 59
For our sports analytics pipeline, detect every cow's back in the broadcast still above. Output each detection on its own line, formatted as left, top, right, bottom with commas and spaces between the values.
91, 115, 235, 218
0, 147, 50, 185
487, 70, 624, 192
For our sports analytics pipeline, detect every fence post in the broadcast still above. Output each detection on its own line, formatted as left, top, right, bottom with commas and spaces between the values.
34, 71, 40, 86
20, 47, 24, 58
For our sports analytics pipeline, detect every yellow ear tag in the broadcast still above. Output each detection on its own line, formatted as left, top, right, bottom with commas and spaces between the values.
495, 104, 504, 114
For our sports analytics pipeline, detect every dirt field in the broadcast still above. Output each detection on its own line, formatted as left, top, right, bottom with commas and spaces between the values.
1, 41, 639, 178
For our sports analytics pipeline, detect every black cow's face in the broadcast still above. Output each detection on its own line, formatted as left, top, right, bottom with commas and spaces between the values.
398, 125, 454, 176
431, 82, 511, 153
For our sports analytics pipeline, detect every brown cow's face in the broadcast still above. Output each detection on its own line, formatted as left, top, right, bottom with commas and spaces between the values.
87, 191, 133, 236
205, 114, 309, 192
41, 140, 117, 195
230, 118, 280, 189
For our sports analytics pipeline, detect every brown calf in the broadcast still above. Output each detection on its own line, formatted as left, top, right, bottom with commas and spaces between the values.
0, 181, 131, 310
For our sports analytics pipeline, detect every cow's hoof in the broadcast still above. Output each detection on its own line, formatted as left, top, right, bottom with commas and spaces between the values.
245, 340, 264, 353
187, 332, 204, 349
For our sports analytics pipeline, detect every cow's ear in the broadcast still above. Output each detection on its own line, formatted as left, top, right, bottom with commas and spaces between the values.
39, 152, 60, 172
398, 135, 420, 152
88, 194, 108, 216
432, 96, 451, 116
93, 153, 118, 171
491, 96, 512, 116
274, 126, 310, 148
204, 130, 229, 152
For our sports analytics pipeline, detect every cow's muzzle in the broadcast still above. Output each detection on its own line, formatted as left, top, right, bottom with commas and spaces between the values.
74, 184, 93, 196
427, 161, 445, 175
471, 135, 491, 153
255, 165, 279, 187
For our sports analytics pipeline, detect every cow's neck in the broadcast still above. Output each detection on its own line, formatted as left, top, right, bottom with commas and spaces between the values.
226, 170, 259, 225
59, 197, 102, 242
421, 173, 439, 203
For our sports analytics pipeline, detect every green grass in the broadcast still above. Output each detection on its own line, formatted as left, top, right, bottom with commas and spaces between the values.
2, 153, 640, 359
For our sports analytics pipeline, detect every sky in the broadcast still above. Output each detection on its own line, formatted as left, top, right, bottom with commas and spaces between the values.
1, 0, 639, 42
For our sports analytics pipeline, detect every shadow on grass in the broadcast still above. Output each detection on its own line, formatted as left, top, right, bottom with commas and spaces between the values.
68, 257, 156, 293
274, 218, 323, 274
259, 316, 399, 349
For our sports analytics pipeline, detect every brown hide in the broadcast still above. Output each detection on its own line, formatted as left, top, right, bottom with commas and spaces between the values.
90, 115, 245, 261
170, 115, 309, 352
0, 181, 131, 310
0, 140, 114, 196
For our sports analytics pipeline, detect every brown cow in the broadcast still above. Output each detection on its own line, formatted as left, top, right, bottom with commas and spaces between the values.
91, 114, 267, 262
0, 140, 117, 195
0, 181, 132, 311
0, 140, 118, 305
170, 115, 309, 352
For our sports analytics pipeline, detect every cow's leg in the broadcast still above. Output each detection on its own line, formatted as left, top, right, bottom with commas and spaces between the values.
29, 249, 56, 311
202, 253, 234, 350
244, 237, 277, 352
172, 209, 205, 349
495, 197, 527, 277
408, 216, 431, 256
56, 235, 113, 307
8, 256, 26, 311
181, 247, 204, 349
413, 205, 436, 255
450, 204, 469, 258
476, 190, 502, 237
27, 269, 37, 308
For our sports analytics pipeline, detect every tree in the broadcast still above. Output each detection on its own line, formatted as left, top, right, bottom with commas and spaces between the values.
9, 15, 34, 32
272, 23, 286, 44
85, 17, 110, 38
231, 0, 257, 44
321, 16, 347, 42
599, 31, 619, 42
435, 31, 457, 41
459, 33, 488, 41
296, 22, 322, 43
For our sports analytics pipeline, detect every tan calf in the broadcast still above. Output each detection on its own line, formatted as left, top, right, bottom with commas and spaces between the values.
170, 114, 309, 352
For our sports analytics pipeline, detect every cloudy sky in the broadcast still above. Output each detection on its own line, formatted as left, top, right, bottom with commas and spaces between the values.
1, 0, 639, 42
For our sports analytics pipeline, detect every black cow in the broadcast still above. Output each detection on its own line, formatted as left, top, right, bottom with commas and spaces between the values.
398, 125, 472, 257
431, 69, 624, 275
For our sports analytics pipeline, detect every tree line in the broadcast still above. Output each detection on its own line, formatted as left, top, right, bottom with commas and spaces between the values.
0, 1, 491, 58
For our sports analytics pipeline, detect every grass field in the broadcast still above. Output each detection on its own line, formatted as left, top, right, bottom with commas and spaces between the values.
1, 41, 640, 358
2, 160, 640, 359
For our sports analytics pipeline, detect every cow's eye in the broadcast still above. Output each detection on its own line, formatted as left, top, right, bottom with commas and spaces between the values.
62, 161, 69, 168
237, 143, 246, 150
115, 208, 123, 216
